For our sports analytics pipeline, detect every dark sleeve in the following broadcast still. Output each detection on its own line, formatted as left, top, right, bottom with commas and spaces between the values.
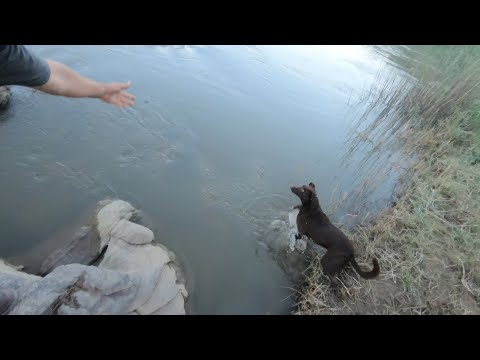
0, 45, 51, 87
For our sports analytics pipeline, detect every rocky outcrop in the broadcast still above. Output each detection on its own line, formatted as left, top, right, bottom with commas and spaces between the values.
39, 226, 100, 276
261, 209, 325, 285
0, 200, 188, 315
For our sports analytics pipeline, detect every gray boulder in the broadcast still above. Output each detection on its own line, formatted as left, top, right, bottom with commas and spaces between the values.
1, 200, 188, 315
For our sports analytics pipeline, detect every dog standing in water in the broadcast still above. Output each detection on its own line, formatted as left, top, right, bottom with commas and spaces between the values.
291, 182, 379, 286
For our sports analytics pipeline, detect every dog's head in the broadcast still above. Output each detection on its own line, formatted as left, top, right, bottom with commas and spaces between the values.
290, 182, 317, 206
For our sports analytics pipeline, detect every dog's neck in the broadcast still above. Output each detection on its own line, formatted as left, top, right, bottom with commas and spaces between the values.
300, 197, 330, 223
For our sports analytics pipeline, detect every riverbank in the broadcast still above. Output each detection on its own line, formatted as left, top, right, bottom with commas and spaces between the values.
295, 46, 480, 315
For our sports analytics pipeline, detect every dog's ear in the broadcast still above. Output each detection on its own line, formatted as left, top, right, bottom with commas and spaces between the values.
304, 184, 316, 197
307, 183, 316, 197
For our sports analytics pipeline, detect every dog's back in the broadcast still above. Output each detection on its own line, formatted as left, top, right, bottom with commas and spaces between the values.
296, 200, 354, 256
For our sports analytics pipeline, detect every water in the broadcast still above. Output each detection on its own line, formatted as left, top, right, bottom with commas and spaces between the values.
0, 45, 400, 314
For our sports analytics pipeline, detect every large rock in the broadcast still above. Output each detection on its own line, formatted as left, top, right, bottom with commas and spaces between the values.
9, 264, 137, 315
38, 200, 135, 276
39, 226, 100, 276
0, 260, 39, 302
98, 203, 187, 315
96, 200, 136, 250
258, 209, 325, 285
1, 200, 188, 315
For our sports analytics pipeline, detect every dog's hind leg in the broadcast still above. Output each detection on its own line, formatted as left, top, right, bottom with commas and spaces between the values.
321, 255, 344, 297
321, 253, 342, 287
327, 274, 340, 287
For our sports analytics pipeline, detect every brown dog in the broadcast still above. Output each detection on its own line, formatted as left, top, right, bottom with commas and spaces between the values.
291, 182, 379, 286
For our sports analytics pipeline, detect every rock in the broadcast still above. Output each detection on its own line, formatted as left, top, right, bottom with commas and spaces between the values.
96, 200, 188, 315
295, 239, 307, 252
110, 219, 154, 245
38, 200, 134, 276
0, 86, 11, 109
96, 200, 136, 250
256, 209, 327, 285
1, 199, 187, 315
152, 291, 186, 315
100, 240, 169, 312
8, 264, 89, 315
136, 265, 187, 315
9, 264, 138, 315
39, 226, 100, 276
0, 260, 40, 301
0, 259, 25, 273
99, 218, 187, 314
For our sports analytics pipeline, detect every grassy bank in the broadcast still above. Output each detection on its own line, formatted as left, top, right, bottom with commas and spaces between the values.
295, 46, 480, 315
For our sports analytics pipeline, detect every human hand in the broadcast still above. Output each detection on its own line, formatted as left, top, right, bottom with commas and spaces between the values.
99, 81, 136, 108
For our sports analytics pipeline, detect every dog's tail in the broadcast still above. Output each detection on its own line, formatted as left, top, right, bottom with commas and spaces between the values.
349, 256, 379, 279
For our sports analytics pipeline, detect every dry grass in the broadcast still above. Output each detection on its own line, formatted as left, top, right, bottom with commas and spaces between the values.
295, 46, 480, 315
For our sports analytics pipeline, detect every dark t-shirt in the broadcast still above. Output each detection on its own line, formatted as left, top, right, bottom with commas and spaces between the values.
0, 45, 51, 87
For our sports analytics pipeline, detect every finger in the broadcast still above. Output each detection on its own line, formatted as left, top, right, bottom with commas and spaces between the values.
119, 93, 135, 103
122, 92, 136, 101
125, 96, 135, 105
120, 93, 135, 105
108, 97, 124, 108
124, 99, 135, 107
105, 93, 134, 108
118, 97, 134, 108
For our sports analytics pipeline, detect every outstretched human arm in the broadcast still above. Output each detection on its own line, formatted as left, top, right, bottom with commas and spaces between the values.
35, 60, 135, 108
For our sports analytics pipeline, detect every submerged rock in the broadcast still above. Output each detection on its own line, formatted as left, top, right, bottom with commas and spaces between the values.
260, 210, 325, 285
39, 226, 100, 276
39, 200, 138, 276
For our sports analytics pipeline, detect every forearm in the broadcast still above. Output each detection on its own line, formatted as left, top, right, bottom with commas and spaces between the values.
35, 60, 106, 98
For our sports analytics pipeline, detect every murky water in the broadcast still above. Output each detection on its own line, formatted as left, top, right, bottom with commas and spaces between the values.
0, 45, 401, 314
